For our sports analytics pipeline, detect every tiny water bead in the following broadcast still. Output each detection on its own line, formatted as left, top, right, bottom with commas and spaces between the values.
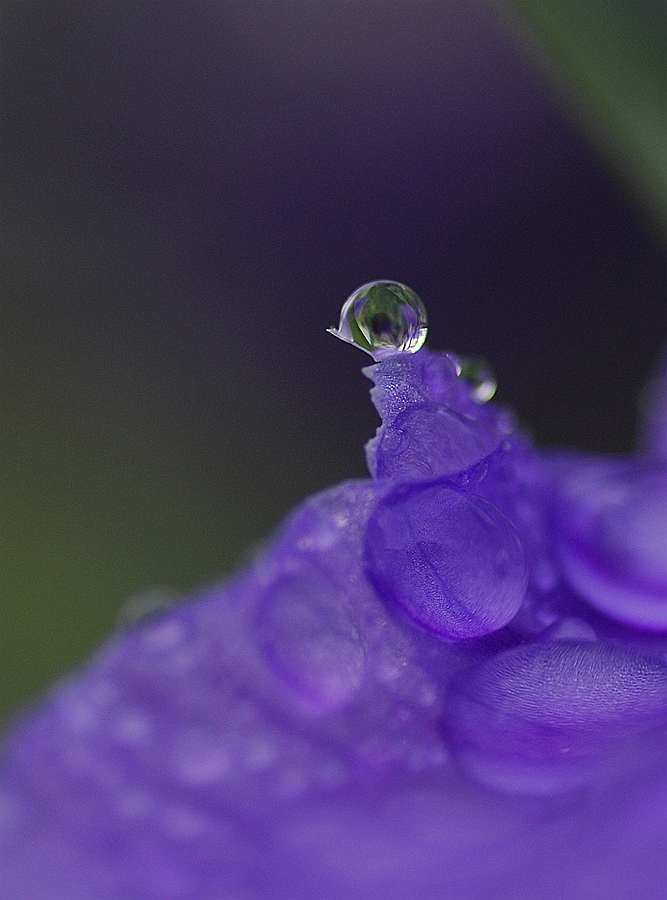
328, 281, 428, 359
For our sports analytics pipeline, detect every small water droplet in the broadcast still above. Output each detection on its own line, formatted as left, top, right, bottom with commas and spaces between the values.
539, 617, 597, 643
456, 356, 497, 403
328, 280, 427, 359
111, 709, 153, 746
116, 585, 180, 630
256, 570, 365, 713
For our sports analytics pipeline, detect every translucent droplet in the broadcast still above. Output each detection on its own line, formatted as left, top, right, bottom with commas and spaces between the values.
374, 404, 499, 481
116, 585, 180, 630
328, 280, 427, 360
365, 483, 527, 641
557, 463, 667, 630
256, 569, 365, 714
456, 356, 497, 403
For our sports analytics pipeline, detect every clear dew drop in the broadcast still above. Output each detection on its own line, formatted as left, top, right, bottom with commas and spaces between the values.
455, 356, 497, 403
116, 585, 180, 630
328, 280, 428, 360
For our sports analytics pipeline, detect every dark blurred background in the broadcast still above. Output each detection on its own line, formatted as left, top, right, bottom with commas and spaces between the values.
1, 1, 665, 721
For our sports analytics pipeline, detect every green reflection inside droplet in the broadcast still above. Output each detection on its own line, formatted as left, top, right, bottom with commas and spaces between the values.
328, 280, 428, 360
457, 356, 497, 403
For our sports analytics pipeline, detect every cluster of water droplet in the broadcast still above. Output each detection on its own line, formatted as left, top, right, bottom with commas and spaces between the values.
329, 281, 497, 404
2, 278, 667, 900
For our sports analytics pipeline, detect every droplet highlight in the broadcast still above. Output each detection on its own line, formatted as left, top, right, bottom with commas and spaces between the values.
328, 281, 427, 360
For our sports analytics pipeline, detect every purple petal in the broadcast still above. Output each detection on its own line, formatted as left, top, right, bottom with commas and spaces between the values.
555, 458, 667, 630
365, 481, 527, 640
363, 350, 515, 478
2, 348, 667, 898
374, 403, 500, 481
446, 641, 667, 794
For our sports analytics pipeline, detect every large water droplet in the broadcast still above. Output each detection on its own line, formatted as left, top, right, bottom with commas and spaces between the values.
365, 482, 527, 641
328, 281, 427, 360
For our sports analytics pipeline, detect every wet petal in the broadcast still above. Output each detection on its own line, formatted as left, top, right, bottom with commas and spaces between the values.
446, 641, 667, 794
374, 403, 500, 482
365, 482, 527, 640
555, 459, 667, 630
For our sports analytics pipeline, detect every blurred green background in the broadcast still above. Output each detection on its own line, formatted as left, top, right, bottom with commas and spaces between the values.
1, 1, 665, 723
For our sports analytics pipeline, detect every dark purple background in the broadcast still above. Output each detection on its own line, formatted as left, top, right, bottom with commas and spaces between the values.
1, 1, 665, 717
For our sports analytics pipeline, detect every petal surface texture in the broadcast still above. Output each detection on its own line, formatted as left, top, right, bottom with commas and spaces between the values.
365, 482, 527, 640
556, 459, 667, 630
446, 641, 667, 794
2, 349, 667, 898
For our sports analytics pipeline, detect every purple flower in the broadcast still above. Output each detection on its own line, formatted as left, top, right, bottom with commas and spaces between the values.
1, 296, 666, 898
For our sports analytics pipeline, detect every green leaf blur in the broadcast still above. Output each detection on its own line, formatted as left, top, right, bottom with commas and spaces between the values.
508, 0, 667, 226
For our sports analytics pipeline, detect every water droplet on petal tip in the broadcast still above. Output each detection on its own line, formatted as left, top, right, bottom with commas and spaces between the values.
329, 280, 428, 360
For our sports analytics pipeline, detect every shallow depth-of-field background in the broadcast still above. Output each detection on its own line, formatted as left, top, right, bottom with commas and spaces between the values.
2, 1, 665, 722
